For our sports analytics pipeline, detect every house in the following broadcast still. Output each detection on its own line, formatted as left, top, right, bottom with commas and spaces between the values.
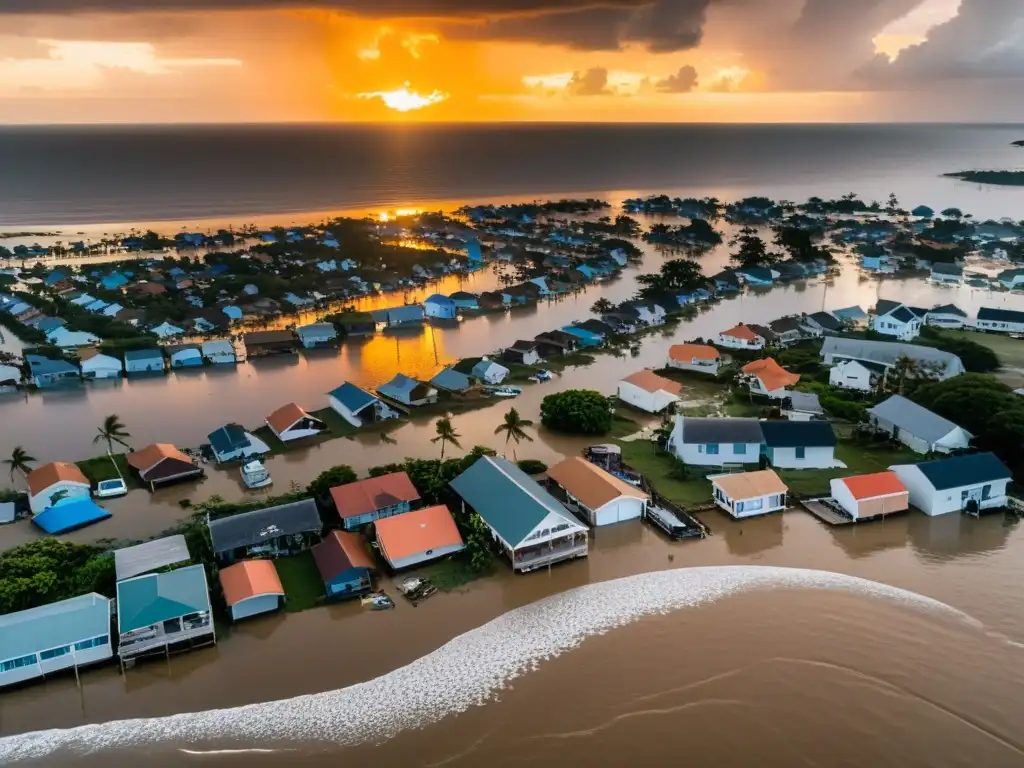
47, 327, 101, 349
244, 330, 298, 357
0, 594, 113, 688
78, 349, 123, 380
151, 321, 185, 339
166, 344, 203, 368
832, 305, 868, 325
377, 373, 438, 406
924, 304, 968, 329
219, 560, 285, 622
740, 358, 801, 398
768, 316, 815, 345
312, 530, 376, 598
890, 452, 1011, 516
127, 444, 202, 490
430, 367, 472, 394
784, 391, 824, 421
124, 348, 166, 376
0, 364, 20, 390
222, 305, 244, 322
717, 323, 767, 350
735, 266, 775, 285
617, 369, 684, 414
870, 300, 922, 340
867, 395, 972, 454
830, 472, 909, 521
27, 462, 91, 514
471, 358, 510, 384
666, 416, 763, 466
560, 325, 604, 347
759, 420, 838, 469
201, 340, 236, 365
534, 330, 579, 357
451, 456, 589, 572
296, 323, 338, 349
503, 340, 541, 366
330, 471, 421, 530
327, 382, 401, 427
114, 535, 190, 581
208, 498, 322, 563
266, 402, 327, 442
449, 291, 479, 310
830, 356, 889, 391
996, 268, 1024, 290
931, 262, 963, 283
667, 344, 721, 375
821, 337, 965, 381
375, 505, 466, 570
975, 307, 1024, 334
206, 423, 271, 464
626, 300, 667, 326
26, 354, 80, 387
371, 305, 424, 329
115, 564, 214, 660
32, 497, 111, 535
546, 457, 648, 527
710, 469, 789, 519
423, 294, 457, 320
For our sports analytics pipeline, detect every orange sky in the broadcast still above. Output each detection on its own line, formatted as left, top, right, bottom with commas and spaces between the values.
1, 0, 1017, 124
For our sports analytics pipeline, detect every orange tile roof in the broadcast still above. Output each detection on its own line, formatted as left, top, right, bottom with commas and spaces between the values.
742, 358, 801, 392
840, 471, 908, 500
721, 324, 758, 341
712, 469, 788, 500
267, 402, 308, 435
26, 462, 89, 497
330, 472, 421, 520
312, 529, 376, 584
547, 457, 648, 511
375, 505, 464, 563
668, 344, 720, 362
127, 443, 192, 472
219, 559, 284, 607
621, 369, 684, 396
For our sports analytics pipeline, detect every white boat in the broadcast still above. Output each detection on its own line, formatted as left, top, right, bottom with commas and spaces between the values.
489, 385, 523, 398
240, 459, 272, 489
528, 369, 553, 382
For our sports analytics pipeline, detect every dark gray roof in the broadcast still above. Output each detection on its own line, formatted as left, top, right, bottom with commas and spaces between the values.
929, 304, 966, 317
748, 324, 778, 341
430, 367, 471, 392
911, 452, 1011, 491
679, 417, 764, 444
821, 337, 964, 376
978, 307, 1024, 324
868, 395, 968, 443
208, 499, 322, 554
807, 311, 841, 331
931, 262, 963, 276
875, 299, 902, 316
890, 306, 917, 324
787, 391, 823, 413
760, 420, 836, 448
768, 316, 805, 333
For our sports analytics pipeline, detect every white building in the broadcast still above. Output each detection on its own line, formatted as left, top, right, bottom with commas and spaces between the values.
167, 345, 203, 368
547, 456, 648, 527
717, 324, 767, 350
868, 395, 972, 454
667, 416, 763, 467
151, 321, 185, 339
617, 369, 683, 414
828, 358, 884, 392
46, 327, 101, 349
830, 472, 909, 521
471, 358, 510, 385
924, 304, 968, 330
26, 462, 91, 514
327, 382, 400, 428
202, 340, 237, 364
889, 452, 1011, 516
975, 307, 1024, 334
266, 402, 328, 442
711, 469, 789, 519
666, 344, 721, 375
760, 420, 839, 469
821, 337, 965, 382
78, 349, 123, 380
869, 301, 922, 340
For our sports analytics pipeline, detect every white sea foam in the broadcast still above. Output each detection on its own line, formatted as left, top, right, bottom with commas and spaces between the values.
0, 566, 978, 763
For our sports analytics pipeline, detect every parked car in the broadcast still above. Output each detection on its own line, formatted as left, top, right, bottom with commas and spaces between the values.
94, 478, 128, 498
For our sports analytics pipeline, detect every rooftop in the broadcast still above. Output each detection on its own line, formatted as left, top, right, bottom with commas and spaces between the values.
679, 417, 764, 445
208, 499, 322, 554
760, 419, 836, 448
868, 395, 968, 443
267, 402, 309, 434
312, 530, 376, 583
547, 457, 648, 511
219, 559, 284, 607
712, 469, 788, 500
0, 593, 111, 663
116, 564, 211, 634
904, 452, 1011, 492
114, 535, 191, 582
375, 505, 465, 563
668, 343, 720, 362
839, 472, 907, 501
330, 472, 421, 519
26, 461, 89, 497
621, 369, 684, 396
742, 358, 801, 392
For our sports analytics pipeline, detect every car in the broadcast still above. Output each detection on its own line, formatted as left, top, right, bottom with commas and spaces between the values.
94, 478, 128, 498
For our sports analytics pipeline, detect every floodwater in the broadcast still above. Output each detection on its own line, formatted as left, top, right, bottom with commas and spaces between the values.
2, 511, 1023, 767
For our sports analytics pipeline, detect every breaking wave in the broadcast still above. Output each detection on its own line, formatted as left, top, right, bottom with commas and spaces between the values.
0, 566, 979, 763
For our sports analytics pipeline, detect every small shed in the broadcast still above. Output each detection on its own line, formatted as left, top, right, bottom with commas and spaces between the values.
266, 402, 327, 442
124, 348, 166, 376
617, 370, 684, 414
375, 504, 465, 570
423, 294, 457, 319
471, 358, 510, 384
546, 457, 648, 527
312, 530, 375, 599
202, 340, 237, 365
430, 367, 472, 393
166, 344, 203, 368
296, 323, 338, 349
219, 560, 285, 621
710, 470, 788, 519
114, 535, 191, 581
830, 472, 909, 521
78, 349, 123, 380
503, 340, 541, 366
377, 373, 438, 406
206, 423, 270, 464
243, 330, 298, 357
127, 443, 203, 489
327, 382, 401, 427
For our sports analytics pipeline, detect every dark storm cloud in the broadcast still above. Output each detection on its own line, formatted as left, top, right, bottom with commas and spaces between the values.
656, 64, 698, 92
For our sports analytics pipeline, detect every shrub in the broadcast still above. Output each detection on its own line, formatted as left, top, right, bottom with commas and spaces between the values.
540, 389, 613, 435
516, 459, 548, 475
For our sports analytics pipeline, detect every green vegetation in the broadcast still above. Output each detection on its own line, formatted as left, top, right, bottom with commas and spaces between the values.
945, 170, 1024, 186
432, 418, 462, 461
540, 389, 614, 435
777, 438, 920, 497
417, 556, 494, 592
515, 459, 547, 475
93, 414, 132, 453
731, 226, 779, 268
942, 330, 1024, 371
0, 539, 115, 613
917, 327, 999, 373
275, 551, 324, 613
636, 257, 706, 298
495, 407, 534, 459
618, 440, 714, 506
307, 464, 358, 504
76, 453, 140, 489
3, 445, 36, 483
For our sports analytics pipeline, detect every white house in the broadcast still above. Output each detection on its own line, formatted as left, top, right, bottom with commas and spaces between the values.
924, 304, 968, 330
26, 462, 91, 514
710, 469, 789, 519
830, 471, 909, 521
78, 349, 123, 380
740, 358, 801, 398
151, 321, 185, 339
617, 369, 683, 414
202, 340, 237, 364
889, 452, 1011, 516
868, 395, 972, 454
266, 402, 328, 442
503, 340, 541, 366
828, 358, 885, 392
717, 324, 767, 350
869, 301, 922, 340
547, 456, 648, 527
975, 307, 1024, 334
760, 420, 839, 469
327, 382, 400, 428
471, 358, 510, 385
667, 416, 763, 467
667, 344, 721, 375
627, 301, 667, 326
46, 327, 101, 349
167, 345, 203, 368
821, 337, 965, 381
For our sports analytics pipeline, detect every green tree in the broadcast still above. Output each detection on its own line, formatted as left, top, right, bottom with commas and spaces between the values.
540, 389, 613, 435
432, 418, 462, 461
495, 407, 534, 460
0, 539, 113, 613
590, 297, 615, 316
307, 464, 358, 502
4, 445, 35, 483
93, 414, 131, 453
730, 226, 778, 268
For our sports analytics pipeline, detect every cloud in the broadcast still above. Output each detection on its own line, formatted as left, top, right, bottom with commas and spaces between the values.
568, 67, 610, 96
656, 64, 698, 92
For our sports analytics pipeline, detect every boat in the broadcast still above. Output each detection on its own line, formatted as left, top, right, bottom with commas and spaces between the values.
488, 385, 522, 398
528, 369, 553, 382
240, 459, 272, 489
361, 592, 395, 610
398, 577, 437, 602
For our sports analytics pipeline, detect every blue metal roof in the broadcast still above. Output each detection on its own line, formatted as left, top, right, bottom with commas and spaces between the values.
0, 593, 111, 662
116, 564, 211, 634
424, 294, 455, 306
911, 452, 1011, 491
32, 498, 111, 535
430, 368, 471, 392
377, 373, 418, 400
208, 423, 249, 454
124, 348, 163, 362
450, 456, 581, 548
328, 382, 377, 413
371, 305, 424, 323
26, 354, 78, 376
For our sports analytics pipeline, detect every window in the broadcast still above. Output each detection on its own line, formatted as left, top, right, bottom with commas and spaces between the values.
706, 443, 720, 455
795, 446, 806, 460
425, 549, 434, 556
40, 645, 71, 661
733, 443, 748, 455
1, 654, 37, 673
982, 484, 992, 500
74, 636, 108, 652
740, 498, 764, 513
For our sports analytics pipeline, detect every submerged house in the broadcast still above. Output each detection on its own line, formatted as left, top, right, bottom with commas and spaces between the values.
312, 530, 376, 599
201, 340, 236, 365
423, 294, 457, 320
206, 423, 271, 464
124, 348, 166, 376
26, 462, 91, 514
219, 560, 286, 622
243, 330, 298, 357
451, 455, 589, 573
471, 358, 510, 385
830, 472, 909, 521
375, 505, 465, 570
296, 323, 338, 349
78, 349, 123, 380
503, 340, 542, 366
127, 444, 203, 490
331, 471, 421, 531
32, 497, 111, 535
371, 305, 424, 330
711, 469, 789, 519
889, 452, 1011, 517
328, 382, 401, 427
26, 354, 80, 388
377, 373, 438, 407
265, 402, 328, 443
430, 367, 472, 394
166, 344, 203, 368
115, 564, 214, 660
208, 498, 323, 563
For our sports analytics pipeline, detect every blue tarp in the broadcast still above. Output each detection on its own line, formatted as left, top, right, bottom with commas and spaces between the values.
33, 498, 111, 534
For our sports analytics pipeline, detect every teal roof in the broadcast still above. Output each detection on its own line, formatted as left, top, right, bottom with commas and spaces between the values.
450, 456, 582, 547
0, 593, 111, 661
116, 564, 211, 634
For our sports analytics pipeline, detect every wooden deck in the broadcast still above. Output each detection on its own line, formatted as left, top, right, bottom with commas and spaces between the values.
800, 499, 855, 526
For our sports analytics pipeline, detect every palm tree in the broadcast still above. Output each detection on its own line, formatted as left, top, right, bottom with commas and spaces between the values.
4, 446, 35, 483
431, 418, 462, 461
494, 407, 534, 460
94, 414, 131, 454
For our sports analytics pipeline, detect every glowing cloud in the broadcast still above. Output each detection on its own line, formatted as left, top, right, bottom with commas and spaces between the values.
401, 33, 439, 59
358, 83, 448, 112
